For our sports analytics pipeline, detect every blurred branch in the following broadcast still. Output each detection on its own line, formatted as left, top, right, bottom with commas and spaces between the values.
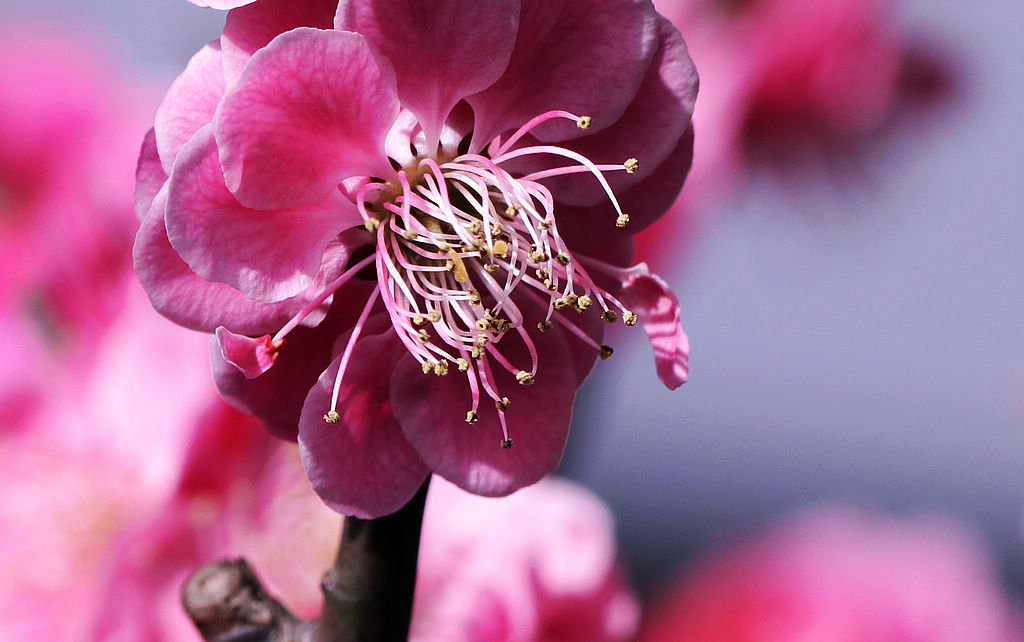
183, 478, 430, 642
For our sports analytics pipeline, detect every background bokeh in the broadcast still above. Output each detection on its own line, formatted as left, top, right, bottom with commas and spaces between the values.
3, 0, 1022, 622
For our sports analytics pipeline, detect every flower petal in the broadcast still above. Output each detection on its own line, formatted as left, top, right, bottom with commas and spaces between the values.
215, 327, 279, 379
187, 0, 256, 8
469, 0, 658, 145
221, 0, 337, 84
212, 282, 377, 440
165, 125, 354, 302
214, 28, 400, 210
135, 186, 315, 335
298, 319, 430, 518
336, 0, 519, 143
153, 40, 225, 175
524, 15, 699, 207
619, 265, 689, 389
391, 322, 578, 498
134, 128, 166, 221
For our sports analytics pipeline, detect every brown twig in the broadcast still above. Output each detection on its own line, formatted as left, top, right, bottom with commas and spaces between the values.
183, 478, 431, 642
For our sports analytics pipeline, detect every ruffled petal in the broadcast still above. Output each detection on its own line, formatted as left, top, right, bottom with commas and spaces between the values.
556, 124, 693, 254
215, 326, 279, 379
153, 40, 225, 174
469, 0, 658, 145
391, 322, 578, 498
165, 125, 354, 302
336, 0, 519, 143
298, 319, 430, 518
134, 128, 166, 221
134, 186, 320, 335
211, 281, 377, 440
523, 15, 699, 207
619, 265, 689, 389
221, 0, 337, 84
214, 28, 400, 210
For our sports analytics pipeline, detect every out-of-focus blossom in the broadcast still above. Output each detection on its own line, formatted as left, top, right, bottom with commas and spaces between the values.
137, 0, 696, 518
0, 279, 246, 641
636, 0, 954, 261
90, 456, 637, 642
412, 477, 639, 642
638, 505, 1024, 642
0, 25, 154, 346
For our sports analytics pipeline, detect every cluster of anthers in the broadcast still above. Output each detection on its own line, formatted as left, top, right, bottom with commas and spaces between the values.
259, 111, 642, 449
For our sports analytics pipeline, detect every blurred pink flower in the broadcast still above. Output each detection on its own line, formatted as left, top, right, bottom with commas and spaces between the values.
638, 506, 1024, 642
0, 24, 154, 346
413, 476, 640, 642
137, 0, 696, 518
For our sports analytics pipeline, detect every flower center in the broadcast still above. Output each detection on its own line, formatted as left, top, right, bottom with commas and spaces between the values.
261, 111, 640, 448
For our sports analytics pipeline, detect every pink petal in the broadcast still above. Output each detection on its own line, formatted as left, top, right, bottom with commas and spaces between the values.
298, 320, 430, 518
556, 125, 693, 254
134, 128, 167, 221
212, 279, 378, 440
469, 0, 658, 145
135, 186, 362, 335
391, 322, 578, 498
186, 0, 255, 8
153, 40, 225, 175
336, 0, 519, 143
221, 0, 337, 84
619, 266, 689, 389
529, 15, 699, 207
214, 28, 400, 210
215, 327, 279, 379
165, 125, 354, 302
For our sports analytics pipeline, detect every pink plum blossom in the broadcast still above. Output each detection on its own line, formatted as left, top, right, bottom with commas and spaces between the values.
638, 506, 1024, 642
137, 0, 698, 517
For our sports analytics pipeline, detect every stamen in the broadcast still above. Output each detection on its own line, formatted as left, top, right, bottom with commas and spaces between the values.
326, 285, 380, 421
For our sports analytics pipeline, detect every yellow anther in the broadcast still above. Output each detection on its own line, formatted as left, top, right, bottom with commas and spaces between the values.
433, 361, 449, 376
469, 289, 481, 305
475, 317, 490, 331
476, 334, 489, 346
505, 205, 517, 217
564, 293, 578, 307
484, 263, 500, 273
445, 259, 455, 270
537, 320, 554, 332
412, 313, 425, 325
496, 397, 511, 411
553, 297, 569, 310
364, 218, 380, 232
599, 345, 614, 360
602, 310, 618, 323
447, 250, 469, 283
470, 346, 483, 359
615, 213, 630, 228
491, 318, 509, 334
555, 252, 571, 266
543, 278, 554, 290
323, 410, 340, 424
500, 438, 514, 449
516, 371, 535, 386
403, 229, 418, 240
529, 250, 548, 263
490, 223, 502, 236
576, 295, 592, 311
427, 310, 442, 323
466, 411, 479, 424
468, 220, 482, 234
539, 219, 551, 230
421, 361, 434, 374
623, 310, 638, 326
624, 157, 639, 174
492, 239, 509, 257
535, 268, 549, 279
457, 358, 470, 372
577, 115, 592, 129
417, 329, 431, 344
